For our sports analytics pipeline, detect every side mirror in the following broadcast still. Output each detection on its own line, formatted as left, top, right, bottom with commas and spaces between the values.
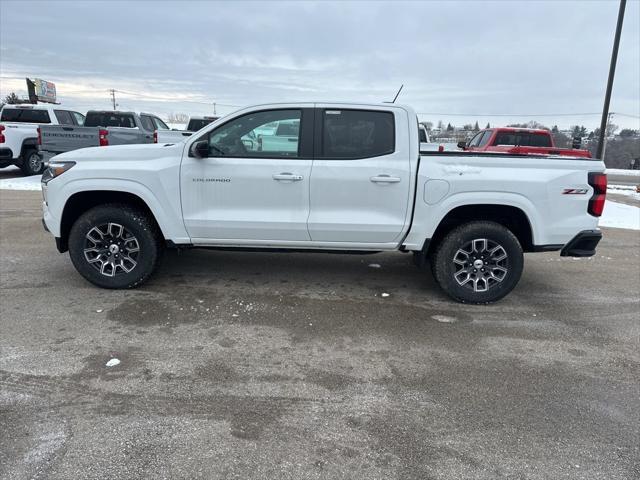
457, 141, 467, 150
572, 137, 582, 149
191, 140, 209, 158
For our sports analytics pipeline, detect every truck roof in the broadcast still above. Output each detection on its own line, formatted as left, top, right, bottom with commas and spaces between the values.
1, 104, 57, 111
490, 127, 551, 134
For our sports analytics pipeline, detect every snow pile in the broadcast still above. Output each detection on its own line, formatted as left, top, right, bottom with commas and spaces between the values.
0, 174, 41, 191
606, 168, 640, 177
607, 184, 640, 201
599, 201, 640, 230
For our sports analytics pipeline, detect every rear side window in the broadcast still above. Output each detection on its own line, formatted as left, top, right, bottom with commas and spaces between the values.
320, 109, 395, 159
54, 110, 74, 125
494, 131, 552, 147
85, 112, 136, 128
529, 133, 552, 147
0, 108, 51, 123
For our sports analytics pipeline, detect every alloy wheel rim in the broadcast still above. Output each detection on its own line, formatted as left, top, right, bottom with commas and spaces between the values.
29, 153, 42, 172
453, 238, 509, 292
83, 222, 140, 277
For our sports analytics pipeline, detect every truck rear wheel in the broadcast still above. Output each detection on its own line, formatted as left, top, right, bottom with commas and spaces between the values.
20, 148, 45, 176
431, 221, 523, 303
68, 204, 163, 289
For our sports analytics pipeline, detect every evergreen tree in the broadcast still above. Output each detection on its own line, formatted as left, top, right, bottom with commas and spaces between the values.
446, 123, 454, 132
485, 122, 490, 129
473, 121, 479, 131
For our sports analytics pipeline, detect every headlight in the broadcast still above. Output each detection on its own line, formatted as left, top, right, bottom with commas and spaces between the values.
42, 161, 76, 184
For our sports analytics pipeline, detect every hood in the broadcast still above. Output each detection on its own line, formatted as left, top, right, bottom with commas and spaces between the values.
53, 142, 185, 162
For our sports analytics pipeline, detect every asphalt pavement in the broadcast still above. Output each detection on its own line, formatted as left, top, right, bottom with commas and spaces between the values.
1, 189, 639, 480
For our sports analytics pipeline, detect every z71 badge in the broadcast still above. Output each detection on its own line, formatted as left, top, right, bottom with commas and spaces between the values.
562, 188, 588, 195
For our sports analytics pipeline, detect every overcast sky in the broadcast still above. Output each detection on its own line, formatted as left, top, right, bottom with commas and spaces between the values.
1, 0, 639, 129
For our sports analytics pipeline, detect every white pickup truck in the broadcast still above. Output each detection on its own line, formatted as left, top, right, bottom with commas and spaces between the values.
41, 102, 607, 303
0, 104, 85, 175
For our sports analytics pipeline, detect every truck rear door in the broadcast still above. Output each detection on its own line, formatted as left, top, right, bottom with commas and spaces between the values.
307, 107, 412, 244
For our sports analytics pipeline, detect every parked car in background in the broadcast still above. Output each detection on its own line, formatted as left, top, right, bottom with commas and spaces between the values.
459, 127, 592, 158
155, 116, 219, 144
0, 104, 85, 175
41, 102, 606, 304
38, 110, 169, 161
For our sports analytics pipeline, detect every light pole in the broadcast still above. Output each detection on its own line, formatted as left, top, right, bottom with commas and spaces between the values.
596, 0, 626, 160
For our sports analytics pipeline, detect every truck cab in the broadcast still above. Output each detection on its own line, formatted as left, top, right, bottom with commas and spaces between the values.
460, 127, 591, 158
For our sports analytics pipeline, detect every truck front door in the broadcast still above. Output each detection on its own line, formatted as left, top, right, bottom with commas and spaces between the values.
307, 107, 412, 244
180, 108, 314, 243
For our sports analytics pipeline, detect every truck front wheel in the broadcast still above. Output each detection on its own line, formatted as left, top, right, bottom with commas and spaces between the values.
68, 204, 163, 289
431, 221, 523, 303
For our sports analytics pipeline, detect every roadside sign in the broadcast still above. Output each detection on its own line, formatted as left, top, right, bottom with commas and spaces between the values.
26, 78, 57, 104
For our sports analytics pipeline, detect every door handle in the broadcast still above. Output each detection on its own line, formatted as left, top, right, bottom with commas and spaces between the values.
370, 175, 401, 183
273, 173, 303, 181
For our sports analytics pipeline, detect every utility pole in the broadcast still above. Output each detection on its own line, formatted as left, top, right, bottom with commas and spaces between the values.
213, 102, 217, 115
601, 112, 614, 160
596, 0, 626, 160
109, 89, 117, 110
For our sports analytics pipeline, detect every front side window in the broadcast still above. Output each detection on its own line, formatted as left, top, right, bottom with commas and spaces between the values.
54, 110, 74, 125
207, 109, 302, 158
152, 116, 169, 130
139, 115, 155, 131
71, 111, 85, 126
478, 130, 492, 147
468, 131, 484, 147
320, 109, 394, 159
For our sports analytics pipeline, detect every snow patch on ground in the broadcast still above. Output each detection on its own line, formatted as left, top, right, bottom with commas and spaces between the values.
606, 168, 640, 177
0, 174, 41, 191
105, 358, 120, 367
599, 201, 640, 230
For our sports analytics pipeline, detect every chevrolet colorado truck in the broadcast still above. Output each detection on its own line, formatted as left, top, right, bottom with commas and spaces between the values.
41, 102, 606, 303
38, 110, 170, 161
459, 127, 591, 158
0, 104, 85, 175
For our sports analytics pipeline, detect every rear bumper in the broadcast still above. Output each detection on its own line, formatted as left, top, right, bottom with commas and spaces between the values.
0, 147, 14, 161
560, 230, 602, 257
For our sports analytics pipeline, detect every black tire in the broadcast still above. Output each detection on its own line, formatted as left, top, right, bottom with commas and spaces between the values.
20, 148, 45, 176
431, 221, 523, 304
68, 204, 163, 289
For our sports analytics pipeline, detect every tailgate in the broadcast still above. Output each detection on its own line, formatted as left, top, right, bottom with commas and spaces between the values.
39, 126, 99, 154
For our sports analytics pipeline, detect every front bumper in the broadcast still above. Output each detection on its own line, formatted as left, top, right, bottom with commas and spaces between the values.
560, 230, 602, 257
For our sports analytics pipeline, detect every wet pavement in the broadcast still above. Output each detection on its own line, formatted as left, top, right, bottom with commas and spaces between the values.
1, 189, 639, 479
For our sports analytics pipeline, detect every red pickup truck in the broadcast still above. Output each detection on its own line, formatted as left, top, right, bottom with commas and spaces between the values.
459, 127, 591, 158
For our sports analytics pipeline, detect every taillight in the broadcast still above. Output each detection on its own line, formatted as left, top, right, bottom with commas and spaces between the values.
0, 125, 5, 143
37, 127, 41, 145
99, 129, 109, 146
588, 172, 607, 217
153, 130, 158, 143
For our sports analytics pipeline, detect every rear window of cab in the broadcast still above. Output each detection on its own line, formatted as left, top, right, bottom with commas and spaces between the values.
0, 108, 51, 123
